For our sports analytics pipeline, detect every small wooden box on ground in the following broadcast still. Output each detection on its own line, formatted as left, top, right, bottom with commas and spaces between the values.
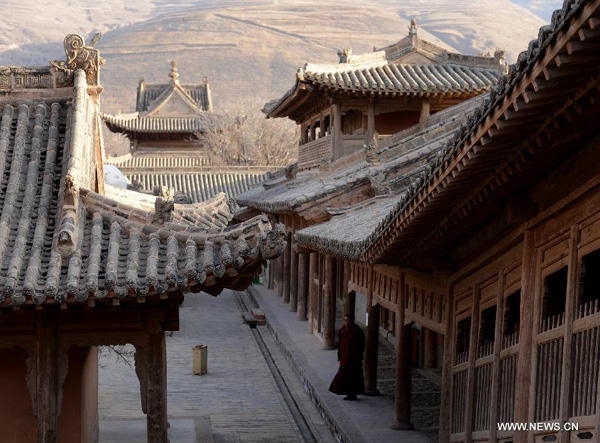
193, 345, 208, 375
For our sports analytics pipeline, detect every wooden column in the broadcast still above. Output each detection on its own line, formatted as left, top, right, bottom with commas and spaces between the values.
343, 290, 356, 320
37, 323, 58, 443
290, 244, 299, 312
332, 103, 343, 160
489, 272, 506, 443
391, 273, 414, 430
146, 324, 168, 443
514, 230, 537, 443
322, 254, 336, 349
364, 268, 381, 395
419, 101, 430, 127
297, 252, 309, 321
464, 287, 481, 443
276, 250, 284, 296
423, 328, 437, 369
559, 226, 578, 443
439, 285, 455, 443
283, 230, 291, 303
366, 98, 375, 144
308, 252, 317, 332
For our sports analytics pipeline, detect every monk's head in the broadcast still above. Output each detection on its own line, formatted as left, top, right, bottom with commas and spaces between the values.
343, 313, 354, 327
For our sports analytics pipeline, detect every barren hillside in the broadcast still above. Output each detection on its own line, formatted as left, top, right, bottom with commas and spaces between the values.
0, 0, 549, 154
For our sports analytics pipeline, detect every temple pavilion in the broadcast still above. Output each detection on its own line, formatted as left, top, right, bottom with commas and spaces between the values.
238, 3, 600, 440
0, 35, 284, 443
263, 19, 506, 175
103, 61, 275, 202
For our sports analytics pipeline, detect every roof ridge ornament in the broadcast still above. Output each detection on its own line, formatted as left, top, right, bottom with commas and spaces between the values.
409, 19, 418, 35
409, 19, 419, 47
154, 186, 175, 223
169, 60, 179, 84
337, 47, 352, 64
50, 33, 104, 87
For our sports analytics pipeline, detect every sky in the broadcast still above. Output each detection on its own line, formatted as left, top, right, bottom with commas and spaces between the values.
513, 0, 564, 22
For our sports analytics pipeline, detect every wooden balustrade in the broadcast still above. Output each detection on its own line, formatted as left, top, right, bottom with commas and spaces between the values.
571, 326, 600, 417
451, 369, 468, 434
534, 337, 564, 422
578, 299, 600, 319
474, 363, 493, 431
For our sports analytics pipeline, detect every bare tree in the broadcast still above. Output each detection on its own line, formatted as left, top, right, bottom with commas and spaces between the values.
199, 102, 298, 167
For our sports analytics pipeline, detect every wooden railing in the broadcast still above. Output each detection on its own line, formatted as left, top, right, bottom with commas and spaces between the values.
298, 135, 332, 170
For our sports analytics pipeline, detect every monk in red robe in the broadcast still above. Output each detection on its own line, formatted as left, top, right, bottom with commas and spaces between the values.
329, 313, 365, 400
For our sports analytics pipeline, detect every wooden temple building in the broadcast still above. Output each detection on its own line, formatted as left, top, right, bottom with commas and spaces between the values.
238, 1, 600, 441
103, 61, 274, 202
0, 35, 285, 443
263, 19, 505, 175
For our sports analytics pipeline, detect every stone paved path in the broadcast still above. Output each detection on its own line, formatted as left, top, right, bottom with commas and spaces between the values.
250, 284, 433, 443
98, 290, 305, 442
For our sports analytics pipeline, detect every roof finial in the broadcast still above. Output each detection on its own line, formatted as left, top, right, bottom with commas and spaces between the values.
169, 60, 179, 84
409, 19, 418, 35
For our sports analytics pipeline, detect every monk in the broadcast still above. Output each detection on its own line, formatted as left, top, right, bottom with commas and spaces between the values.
329, 313, 365, 400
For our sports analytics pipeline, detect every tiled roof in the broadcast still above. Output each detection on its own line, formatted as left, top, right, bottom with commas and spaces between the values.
239, 95, 484, 215
104, 184, 235, 229
105, 154, 275, 203
0, 66, 285, 308
295, 196, 401, 260
361, 0, 600, 263
264, 22, 504, 118
103, 113, 205, 134
137, 83, 211, 113
299, 62, 498, 95
103, 61, 212, 135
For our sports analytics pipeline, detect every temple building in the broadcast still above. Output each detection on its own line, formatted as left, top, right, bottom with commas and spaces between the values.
263, 19, 505, 175
103, 61, 275, 202
0, 36, 284, 443
238, 2, 600, 440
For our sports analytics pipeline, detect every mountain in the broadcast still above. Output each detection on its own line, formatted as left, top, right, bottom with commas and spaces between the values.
0, 0, 548, 154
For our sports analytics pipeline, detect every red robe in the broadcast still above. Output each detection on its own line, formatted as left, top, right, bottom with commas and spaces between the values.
328, 324, 365, 395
